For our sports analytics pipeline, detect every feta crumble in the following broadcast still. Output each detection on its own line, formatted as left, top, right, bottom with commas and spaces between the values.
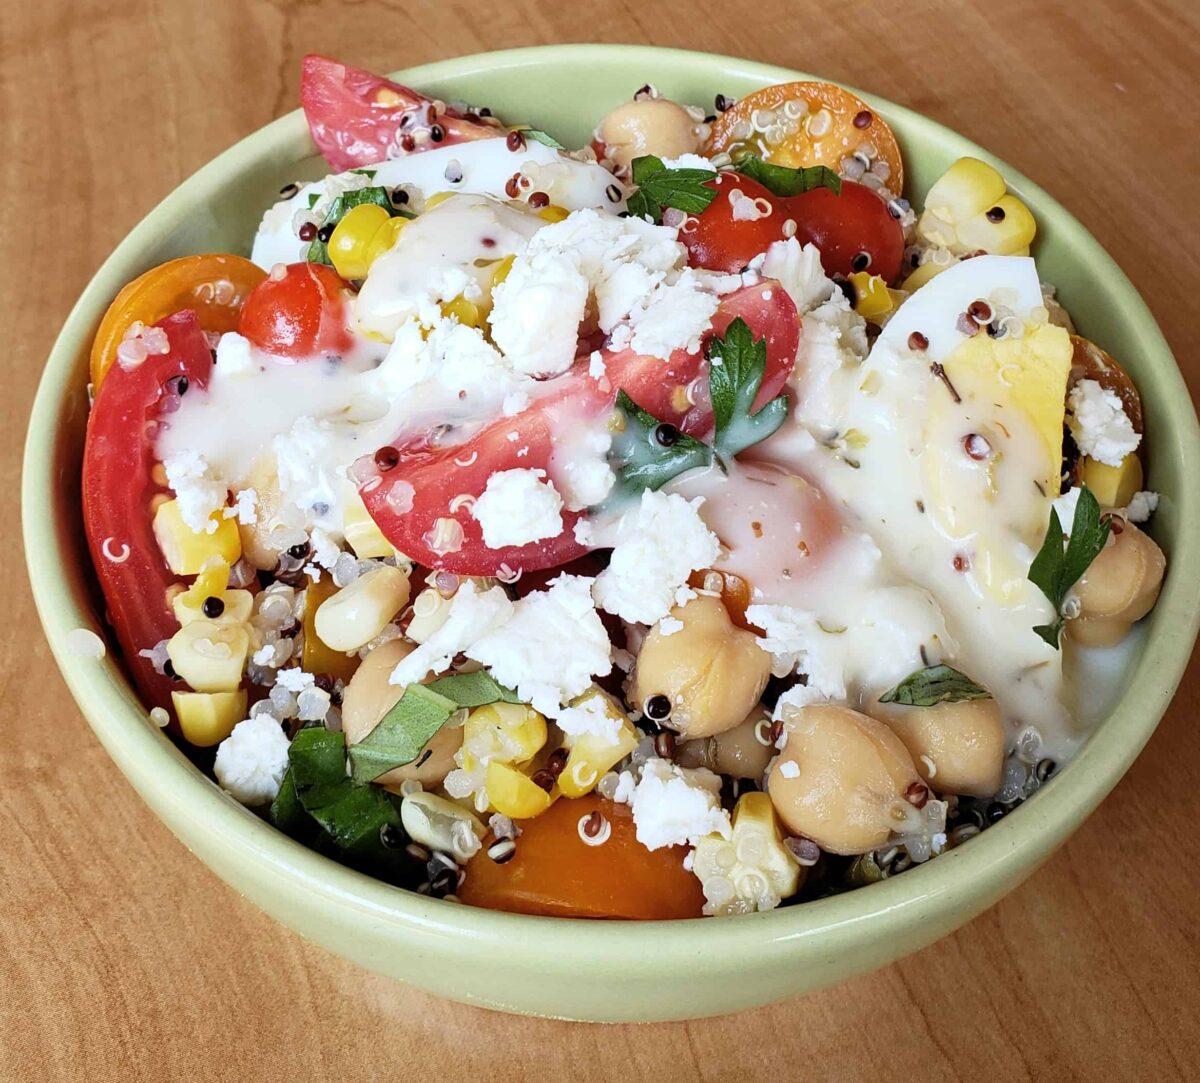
471, 469, 564, 549
1068, 379, 1141, 466
163, 449, 227, 533
1126, 490, 1159, 522
554, 692, 623, 744
213, 715, 291, 806
629, 758, 731, 851
390, 581, 515, 686
214, 331, 256, 377
275, 667, 315, 693
593, 490, 720, 625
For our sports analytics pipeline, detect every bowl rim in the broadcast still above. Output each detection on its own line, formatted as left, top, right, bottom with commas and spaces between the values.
23, 43, 1200, 963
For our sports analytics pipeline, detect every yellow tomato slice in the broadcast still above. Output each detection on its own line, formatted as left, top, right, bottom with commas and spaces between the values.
707, 81, 904, 196
90, 254, 266, 389
1069, 334, 1144, 434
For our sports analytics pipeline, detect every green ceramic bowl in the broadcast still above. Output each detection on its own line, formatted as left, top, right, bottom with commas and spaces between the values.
23, 45, 1200, 1022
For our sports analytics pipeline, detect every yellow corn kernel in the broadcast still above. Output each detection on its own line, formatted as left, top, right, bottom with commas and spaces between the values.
1082, 453, 1143, 509
538, 204, 570, 223
314, 564, 410, 652
484, 760, 555, 819
557, 688, 640, 799
171, 689, 247, 747
424, 191, 455, 210
342, 496, 395, 559
955, 193, 1037, 256
328, 203, 405, 280
440, 294, 483, 328
917, 157, 1036, 257
153, 499, 241, 576
924, 157, 1007, 222
463, 702, 548, 768
167, 621, 250, 693
301, 574, 360, 682
691, 791, 802, 916
900, 251, 957, 292
174, 586, 253, 628
489, 254, 515, 292
847, 272, 895, 322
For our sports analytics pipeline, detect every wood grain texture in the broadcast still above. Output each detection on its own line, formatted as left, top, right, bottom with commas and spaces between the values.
3, 0, 1198, 1079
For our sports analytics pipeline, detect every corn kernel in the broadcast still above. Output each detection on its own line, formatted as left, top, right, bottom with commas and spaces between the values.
167, 620, 249, 693
424, 191, 455, 210
847, 272, 895, 322
301, 574, 360, 681
917, 157, 1037, 258
440, 294, 483, 328
342, 496, 395, 559
314, 564, 410, 652
537, 204, 570, 223
328, 203, 406, 280
153, 499, 241, 575
172, 689, 247, 747
557, 688, 639, 799
901, 253, 956, 292
489, 254, 515, 293
1082, 453, 1143, 509
485, 760, 555, 818
400, 790, 485, 860
955, 193, 1036, 256
924, 156, 1007, 221
463, 702, 548, 767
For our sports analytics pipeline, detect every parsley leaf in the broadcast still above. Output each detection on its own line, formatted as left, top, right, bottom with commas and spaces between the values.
707, 317, 790, 465
879, 665, 992, 706
625, 155, 718, 224
522, 128, 564, 149
305, 185, 412, 266
608, 390, 714, 498
347, 669, 521, 782
732, 154, 842, 197
1028, 486, 1111, 648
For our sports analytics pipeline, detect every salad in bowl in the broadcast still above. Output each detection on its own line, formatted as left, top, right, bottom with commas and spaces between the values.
80, 55, 1166, 921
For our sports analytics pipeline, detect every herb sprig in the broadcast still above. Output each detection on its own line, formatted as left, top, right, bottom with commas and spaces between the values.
732, 154, 842, 198
306, 184, 413, 266
521, 128, 565, 149
1028, 486, 1111, 648
625, 155, 718, 224
879, 665, 992, 706
606, 317, 789, 500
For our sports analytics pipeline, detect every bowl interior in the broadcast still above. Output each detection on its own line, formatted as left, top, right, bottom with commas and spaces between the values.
22, 44, 1200, 1021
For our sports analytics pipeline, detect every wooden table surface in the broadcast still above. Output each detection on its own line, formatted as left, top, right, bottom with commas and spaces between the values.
4, 0, 1198, 1079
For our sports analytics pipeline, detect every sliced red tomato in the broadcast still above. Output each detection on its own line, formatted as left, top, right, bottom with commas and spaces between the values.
238, 263, 354, 358
301, 55, 504, 172
680, 173, 794, 273
787, 180, 905, 282
359, 285, 800, 575
82, 311, 215, 711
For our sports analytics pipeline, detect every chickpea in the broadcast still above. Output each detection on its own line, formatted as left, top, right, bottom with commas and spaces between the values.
767, 704, 923, 855
237, 454, 290, 571
597, 98, 707, 173
677, 707, 773, 780
1069, 522, 1166, 647
630, 595, 771, 739
341, 639, 462, 789
869, 696, 1005, 798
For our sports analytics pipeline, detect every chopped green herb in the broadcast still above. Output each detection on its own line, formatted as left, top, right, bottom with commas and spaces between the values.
269, 765, 319, 844
732, 154, 842, 197
1028, 486, 1111, 648
879, 665, 992, 706
607, 391, 714, 499
427, 669, 522, 708
306, 185, 411, 266
522, 128, 564, 149
707, 317, 790, 466
306, 192, 320, 209
348, 167, 378, 178
625, 155, 718, 224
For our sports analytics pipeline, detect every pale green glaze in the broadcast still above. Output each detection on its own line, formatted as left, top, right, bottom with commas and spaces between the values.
23, 45, 1200, 1022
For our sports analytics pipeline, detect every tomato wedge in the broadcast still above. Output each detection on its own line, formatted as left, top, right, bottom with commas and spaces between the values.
89, 255, 265, 390
82, 311, 215, 711
707, 81, 904, 196
358, 285, 800, 576
301, 55, 504, 172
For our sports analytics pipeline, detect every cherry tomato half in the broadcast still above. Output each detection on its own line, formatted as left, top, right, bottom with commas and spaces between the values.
89, 254, 265, 389
788, 181, 905, 282
681, 172, 794, 273
707, 80, 904, 196
238, 262, 354, 358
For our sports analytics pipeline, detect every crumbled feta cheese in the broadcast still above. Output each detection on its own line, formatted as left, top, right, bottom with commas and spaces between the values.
627, 267, 719, 359
593, 491, 720, 625
224, 487, 258, 525
273, 416, 343, 526
612, 769, 637, 804
552, 424, 615, 511
502, 391, 530, 416
471, 468, 564, 549
1126, 490, 1159, 522
309, 527, 341, 569
658, 153, 717, 171
213, 715, 291, 806
390, 581, 515, 686
275, 667, 315, 693
588, 350, 607, 379
629, 758, 731, 851
468, 575, 612, 716
658, 617, 684, 636
760, 239, 834, 316
1068, 379, 1141, 466
163, 449, 227, 533
214, 331, 256, 377
554, 692, 623, 744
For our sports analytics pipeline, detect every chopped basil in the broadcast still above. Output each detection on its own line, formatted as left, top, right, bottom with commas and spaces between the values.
348, 167, 379, 178
305, 185, 412, 266
522, 128, 564, 149
607, 390, 714, 499
625, 155, 718, 224
879, 665, 992, 706
427, 669, 522, 708
732, 154, 842, 198
707, 317, 790, 466
1028, 486, 1111, 648
306, 192, 320, 209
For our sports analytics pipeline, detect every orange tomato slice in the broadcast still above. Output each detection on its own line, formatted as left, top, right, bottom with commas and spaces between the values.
707, 81, 904, 196
1069, 335, 1144, 434
90, 254, 266, 389
458, 794, 706, 919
